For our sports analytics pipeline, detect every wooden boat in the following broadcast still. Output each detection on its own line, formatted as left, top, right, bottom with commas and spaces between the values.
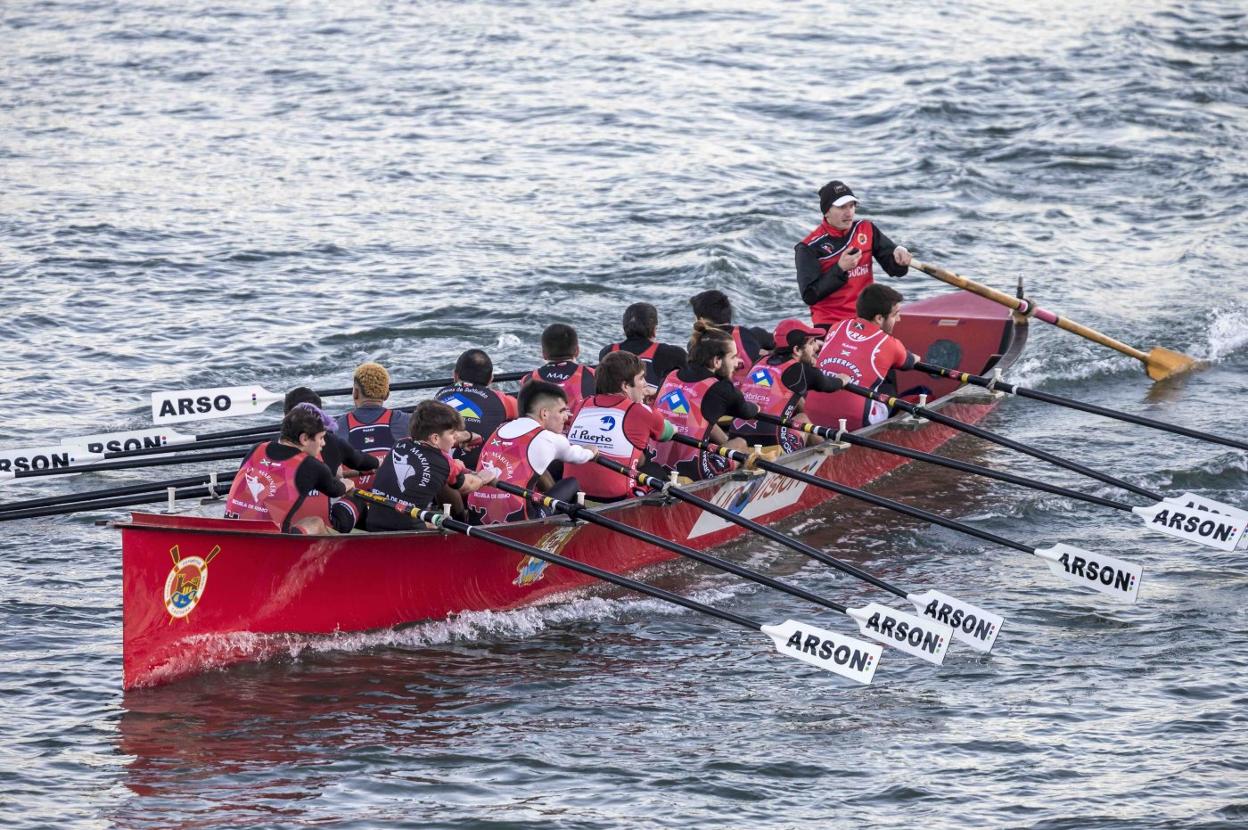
117, 291, 1028, 689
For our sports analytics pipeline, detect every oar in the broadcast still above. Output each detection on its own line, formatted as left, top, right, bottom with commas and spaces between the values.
0, 448, 249, 485
151, 370, 530, 425
757, 411, 1248, 552
593, 456, 1006, 650
352, 488, 882, 684
0, 471, 237, 515
491, 480, 952, 665
916, 361, 1248, 452
0, 477, 236, 522
663, 435, 1143, 605
841, 383, 1248, 552
912, 260, 1203, 381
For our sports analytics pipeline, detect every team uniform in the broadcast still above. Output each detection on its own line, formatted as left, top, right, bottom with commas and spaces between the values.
729, 357, 844, 452
321, 432, 380, 480
435, 381, 519, 470
565, 393, 674, 501
804, 318, 916, 432
467, 418, 596, 524
599, 339, 688, 391
523, 362, 596, 422
334, 404, 410, 490
224, 441, 351, 534
365, 438, 468, 532
795, 219, 909, 326
652, 367, 759, 481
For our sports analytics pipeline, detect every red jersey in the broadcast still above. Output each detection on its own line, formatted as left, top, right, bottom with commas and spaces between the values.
799, 219, 877, 325
224, 442, 330, 533
804, 317, 911, 432
565, 394, 667, 499
468, 421, 543, 524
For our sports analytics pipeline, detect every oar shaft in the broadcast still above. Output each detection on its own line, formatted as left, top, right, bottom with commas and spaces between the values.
0, 482, 230, 522
312, 370, 530, 399
100, 435, 260, 461
916, 361, 1248, 453
493, 481, 849, 614
1, 448, 249, 480
844, 382, 1164, 501
0, 471, 237, 513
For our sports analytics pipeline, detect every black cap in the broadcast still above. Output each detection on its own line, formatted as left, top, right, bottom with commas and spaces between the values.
819, 180, 857, 214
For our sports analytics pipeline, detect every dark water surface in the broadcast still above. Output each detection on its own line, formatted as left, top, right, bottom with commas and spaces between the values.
2, 1, 1247, 827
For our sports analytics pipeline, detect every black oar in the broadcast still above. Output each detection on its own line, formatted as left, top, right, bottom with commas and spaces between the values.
0, 478, 236, 522
841, 382, 1248, 552
0, 448, 249, 484
492, 480, 951, 664
0, 471, 237, 514
593, 456, 1005, 650
352, 488, 882, 684
664, 434, 1143, 605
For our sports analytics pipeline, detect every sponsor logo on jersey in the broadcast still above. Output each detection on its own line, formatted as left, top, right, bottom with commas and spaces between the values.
660, 389, 691, 416
441, 393, 484, 421
748, 367, 774, 388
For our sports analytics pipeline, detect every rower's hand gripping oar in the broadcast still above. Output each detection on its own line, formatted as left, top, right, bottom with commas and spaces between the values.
666, 434, 1143, 605
352, 488, 882, 684
912, 260, 1204, 381
491, 480, 952, 666
840, 382, 1248, 552
593, 455, 1002, 653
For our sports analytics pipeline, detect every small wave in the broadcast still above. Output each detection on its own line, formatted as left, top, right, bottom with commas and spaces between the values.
1202, 305, 1248, 362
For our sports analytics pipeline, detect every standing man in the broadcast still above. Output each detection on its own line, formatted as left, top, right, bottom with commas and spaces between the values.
795, 180, 913, 327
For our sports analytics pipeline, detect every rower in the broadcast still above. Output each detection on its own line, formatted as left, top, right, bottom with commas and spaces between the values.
224, 404, 355, 534
652, 321, 760, 481
285, 386, 379, 531
468, 381, 599, 525
365, 401, 498, 531
804, 283, 920, 432
565, 351, 678, 502
794, 179, 913, 328
688, 289, 774, 385
598, 302, 688, 400
333, 362, 410, 490
435, 348, 519, 470
523, 323, 596, 420
729, 319, 847, 453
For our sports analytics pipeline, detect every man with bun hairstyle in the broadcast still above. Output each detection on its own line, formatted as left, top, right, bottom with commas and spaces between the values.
805, 283, 920, 432
688, 289, 774, 386
652, 322, 760, 481
334, 362, 410, 490
795, 180, 913, 327
599, 302, 687, 397
523, 323, 596, 421
729, 319, 848, 453
565, 351, 678, 502
224, 403, 355, 535
366, 400, 498, 531
468, 381, 598, 524
435, 348, 519, 471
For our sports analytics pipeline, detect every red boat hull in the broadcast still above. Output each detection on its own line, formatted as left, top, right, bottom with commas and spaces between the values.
119, 293, 1026, 688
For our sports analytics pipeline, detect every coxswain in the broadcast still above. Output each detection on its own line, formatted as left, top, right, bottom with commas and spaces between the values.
652, 321, 760, 481
333, 362, 410, 490
435, 348, 519, 470
224, 404, 355, 534
728, 318, 847, 453
365, 400, 498, 531
523, 323, 596, 420
688, 289, 774, 385
804, 283, 920, 432
565, 351, 677, 502
468, 381, 598, 525
598, 302, 688, 398
795, 180, 913, 327
285, 386, 379, 531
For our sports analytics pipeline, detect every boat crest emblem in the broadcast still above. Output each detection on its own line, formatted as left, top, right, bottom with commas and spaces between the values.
163, 544, 221, 620
514, 524, 580, 586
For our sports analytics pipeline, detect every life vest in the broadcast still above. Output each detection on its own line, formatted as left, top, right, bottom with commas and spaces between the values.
344, 408, 398, 490
731, 359, 803, 453
725, 326, 754, 386
609, 340, 660, 385
468, 422, 543, 524
566, 397, 645, 500
436, 382, 512, 470
224, 442, 329, 533
651, 375, 728, 480
525, 363, 592, 424
804, 317, 899, 431
801, 219, 877, 325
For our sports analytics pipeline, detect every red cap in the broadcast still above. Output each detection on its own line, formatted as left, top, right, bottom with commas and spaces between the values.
773, 318, 824, 349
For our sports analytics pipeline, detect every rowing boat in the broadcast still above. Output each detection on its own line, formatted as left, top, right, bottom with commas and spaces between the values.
117, 290, 1028, 689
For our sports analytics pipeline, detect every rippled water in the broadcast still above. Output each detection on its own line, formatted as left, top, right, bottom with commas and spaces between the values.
2, 0, 1247, 827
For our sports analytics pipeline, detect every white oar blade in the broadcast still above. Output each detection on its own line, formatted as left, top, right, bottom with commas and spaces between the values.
762, 619, 881, 685
1162, 493, 1248, 551
61, 427, 195, 455
906, 589, 1004, 654
151, 385, 282, 425
0, 444, 103, 477
1133, 500, 1245, 552
848, 602, 952, 666
1033, 543, 1142, 603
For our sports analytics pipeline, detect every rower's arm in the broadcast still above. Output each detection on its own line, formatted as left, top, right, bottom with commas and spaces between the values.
872, 225, 910, 278
795, 243, 847, 305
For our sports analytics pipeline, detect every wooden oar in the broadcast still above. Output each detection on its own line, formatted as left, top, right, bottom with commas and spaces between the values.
913, 260, 1204, 381
840, 383, 1248, 552
492, 480, 952, 664
353, 488, 882, 684
593, 456, 1006, 650
916, 361, 1248, 451
661, 435, 1143, 604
